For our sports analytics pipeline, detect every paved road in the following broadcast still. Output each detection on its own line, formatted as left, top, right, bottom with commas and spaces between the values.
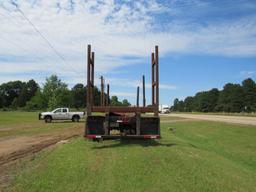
163, 113, 256, 126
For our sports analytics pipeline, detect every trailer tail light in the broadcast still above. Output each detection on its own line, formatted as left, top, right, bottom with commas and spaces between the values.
86, 135, 102, 139
143, 135, 160, 139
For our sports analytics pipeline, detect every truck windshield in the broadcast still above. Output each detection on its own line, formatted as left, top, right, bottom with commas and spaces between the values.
53, 109, 61, 113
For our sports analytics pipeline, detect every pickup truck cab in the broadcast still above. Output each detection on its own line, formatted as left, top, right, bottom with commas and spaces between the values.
39, 108, 84, 123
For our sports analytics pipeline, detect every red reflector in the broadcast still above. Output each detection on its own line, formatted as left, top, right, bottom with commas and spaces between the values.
143, 135, 159, 139
87, 135, 96, 138
87, 135, 102, 139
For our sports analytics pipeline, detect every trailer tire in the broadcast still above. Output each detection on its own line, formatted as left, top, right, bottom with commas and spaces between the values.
44, 116, 52, 123
72, 115, 80, 122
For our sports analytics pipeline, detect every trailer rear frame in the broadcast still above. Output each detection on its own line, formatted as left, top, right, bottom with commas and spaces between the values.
85, 45, 160, 140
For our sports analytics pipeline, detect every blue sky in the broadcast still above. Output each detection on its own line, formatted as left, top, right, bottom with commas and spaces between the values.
0, 0, 256, 106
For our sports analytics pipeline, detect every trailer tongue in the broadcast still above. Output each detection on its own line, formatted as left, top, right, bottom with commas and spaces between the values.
85, 45, 160, 140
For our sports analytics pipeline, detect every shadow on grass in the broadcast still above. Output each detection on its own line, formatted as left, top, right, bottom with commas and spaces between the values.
92, 139, 177, 149
48, 120, 85, 124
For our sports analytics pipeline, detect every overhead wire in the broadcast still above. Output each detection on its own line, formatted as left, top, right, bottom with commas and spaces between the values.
0, 10, 85, 81
0, 3, 85, 79
15, 7, 84, 78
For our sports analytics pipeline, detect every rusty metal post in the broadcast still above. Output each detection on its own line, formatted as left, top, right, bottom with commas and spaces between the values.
103, 78, 106, 106
87, 44, 92, 116
107, 84, 110, 106
101, 76, 105, 106
91, 52, 94, 107
151, 52, 155, 106
136, 112, 141, 135
142, 75, 146, 107
137, 86, 140, 107
155, 45, 159, 117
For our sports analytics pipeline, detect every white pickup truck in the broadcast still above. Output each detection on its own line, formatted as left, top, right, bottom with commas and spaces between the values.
39, 108, 85, 123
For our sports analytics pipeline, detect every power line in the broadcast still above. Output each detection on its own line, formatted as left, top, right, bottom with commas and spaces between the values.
0, 11, 85, 80
11, 6, 84, 78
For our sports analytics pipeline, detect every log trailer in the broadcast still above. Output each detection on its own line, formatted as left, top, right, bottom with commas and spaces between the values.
85, 45, 160, 140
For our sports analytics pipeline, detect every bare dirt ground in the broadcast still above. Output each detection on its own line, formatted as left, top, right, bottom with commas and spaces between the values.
163, 113, 256, 125
0, 126, 83, 190
0, 126, 83, 165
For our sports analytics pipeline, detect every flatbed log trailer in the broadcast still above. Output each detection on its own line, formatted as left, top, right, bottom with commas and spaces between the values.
85, 45, 160, 140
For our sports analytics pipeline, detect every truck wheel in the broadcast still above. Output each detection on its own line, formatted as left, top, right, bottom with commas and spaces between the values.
72, 116, 80, 122
45, 116, 52, 123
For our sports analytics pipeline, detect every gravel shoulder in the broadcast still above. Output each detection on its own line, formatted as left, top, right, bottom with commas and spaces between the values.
163, 113, 256, 125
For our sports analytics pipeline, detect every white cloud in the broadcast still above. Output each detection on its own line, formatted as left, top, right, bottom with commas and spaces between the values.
0, 0, 255, 86
105, 78, 176, 90
240, 71, 255, 78
111, 92, 136, 97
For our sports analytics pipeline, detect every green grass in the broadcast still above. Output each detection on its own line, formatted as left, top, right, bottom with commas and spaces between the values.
0, 111, 83, 138
0, 111, 39, 125
6, 115, 256, 192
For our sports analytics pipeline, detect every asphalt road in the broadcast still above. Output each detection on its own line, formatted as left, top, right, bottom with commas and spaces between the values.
163, 113, 256, 126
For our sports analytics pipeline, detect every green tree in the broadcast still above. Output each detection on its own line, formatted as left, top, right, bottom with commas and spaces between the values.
193, 89, 220, 112
172, 98, 179, 111
0, 81, 24, 107
17, 79, 39, 107
11, 98, 18, 109
177, 100, 185, 112
110, 96, 122, 106
208, 88, 219, 112
217, 83, 244, 112
122, 99, 131, 106
25, 89, 45, 110
242, 78, 256, 112
0, 94, 3, 108
57, 89, 72, 107
42, 75, 68, 109
72, 84, 86, 109
92, 86, 102, 106
170, 98, 185, 112
184, 97, 194, 112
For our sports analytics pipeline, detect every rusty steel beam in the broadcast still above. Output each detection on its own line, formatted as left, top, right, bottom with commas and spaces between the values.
151, 46, 159, 117
92, 106, 154, 113
142, 75, 146, 107
91, 52, 94, 107
155, 45, 159, 117
87, 44, 92, 116
100, 76, 105, 106
106, 84, 110, 106
151, 52, 155, 106
137, 86, 140, 107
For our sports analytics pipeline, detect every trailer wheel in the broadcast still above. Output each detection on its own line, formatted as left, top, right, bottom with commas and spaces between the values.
72, 115, 80, 122
45, 116, 52, 123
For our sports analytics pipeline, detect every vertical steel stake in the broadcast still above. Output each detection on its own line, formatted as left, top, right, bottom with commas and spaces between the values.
137, 86, 140, 107
142, 75, 146, 107
87, 44, 92, 116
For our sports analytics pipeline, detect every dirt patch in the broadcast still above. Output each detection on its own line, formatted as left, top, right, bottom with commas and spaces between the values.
0, 126, 83, 166
0, 126, 83, 190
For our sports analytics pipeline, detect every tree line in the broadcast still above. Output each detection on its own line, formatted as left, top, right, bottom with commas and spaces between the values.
170, 78, 256, 113
0, 75, 131, 111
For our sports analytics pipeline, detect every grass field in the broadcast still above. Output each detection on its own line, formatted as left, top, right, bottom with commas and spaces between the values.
0, 111, 84, 138
0, 112, 254, 192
